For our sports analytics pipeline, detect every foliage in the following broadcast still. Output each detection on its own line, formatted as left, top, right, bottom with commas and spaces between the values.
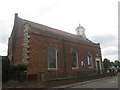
17, 64, 28, 72
10, 64, 28, 74
5, 80, 19, 86
2, 57, 28, 83
103, 58, 120, 69
2, 57, 28, 74
2, 57, 11, 75
110, 62, 114, 66
114, 60, 120, 68
103, 58, 110, 69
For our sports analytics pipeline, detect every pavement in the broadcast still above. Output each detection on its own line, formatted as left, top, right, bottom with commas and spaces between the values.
52, 76, 117, 88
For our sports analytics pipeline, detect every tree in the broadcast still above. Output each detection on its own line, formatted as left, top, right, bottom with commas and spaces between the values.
2, 56, 28, 83
114, 60, 120, 68
2, 56, 11, 83
2, 56, 11, 75
103, 58, 110, 70
2, 57, 28, 74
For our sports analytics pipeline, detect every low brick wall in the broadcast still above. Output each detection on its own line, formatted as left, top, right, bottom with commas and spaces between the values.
44, 73, 111, 88
2, 73, 112, 89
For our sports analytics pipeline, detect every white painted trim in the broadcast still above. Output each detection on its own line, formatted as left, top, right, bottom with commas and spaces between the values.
72, 50, 79, 69
72, 67, 79, 69
22, 23, 30, 64
87, 56, 90, 65
48, 46, 58, 70
87, 52, 93, 68
95, 58, 102, 73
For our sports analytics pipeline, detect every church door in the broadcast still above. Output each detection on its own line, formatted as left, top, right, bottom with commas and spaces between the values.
97, 61, 100, 74
96, 58, 101, 74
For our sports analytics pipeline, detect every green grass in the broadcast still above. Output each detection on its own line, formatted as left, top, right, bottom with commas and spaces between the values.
5, 80, 19, 86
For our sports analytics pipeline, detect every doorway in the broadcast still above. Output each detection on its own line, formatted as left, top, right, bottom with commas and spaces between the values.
96, 58, 101, 74
97, 61, 100, 73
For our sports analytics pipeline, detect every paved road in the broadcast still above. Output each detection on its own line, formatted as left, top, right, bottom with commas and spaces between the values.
71, 76, 118, 88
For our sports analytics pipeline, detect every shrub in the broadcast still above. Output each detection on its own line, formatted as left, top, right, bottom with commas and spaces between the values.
2, 56, 28, 83
5, 80, 19, 86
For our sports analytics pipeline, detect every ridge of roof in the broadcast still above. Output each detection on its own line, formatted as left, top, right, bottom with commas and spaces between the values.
16, 15, 99, 47
20, 18, 76, 36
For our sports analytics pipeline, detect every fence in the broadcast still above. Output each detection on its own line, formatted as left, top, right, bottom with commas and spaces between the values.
2, 73, 39, 84
3, 70, 115, 84
2, 73, 27, 83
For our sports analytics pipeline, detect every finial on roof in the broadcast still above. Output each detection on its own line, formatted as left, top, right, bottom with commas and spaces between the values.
14, 13, 19, 23
15, 13, 18, 17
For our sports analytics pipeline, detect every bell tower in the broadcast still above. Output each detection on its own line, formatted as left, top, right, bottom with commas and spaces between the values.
75, 24, 86, 38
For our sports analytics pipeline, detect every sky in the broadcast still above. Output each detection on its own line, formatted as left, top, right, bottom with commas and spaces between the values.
0, 0, 119, 61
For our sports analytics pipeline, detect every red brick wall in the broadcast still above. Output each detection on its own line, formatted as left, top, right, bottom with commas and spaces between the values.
8, 16, 24, 64
8, 15, 102, 81
13, 21, 24, 64
28, 30, 66, 78
26, 28, 102, 80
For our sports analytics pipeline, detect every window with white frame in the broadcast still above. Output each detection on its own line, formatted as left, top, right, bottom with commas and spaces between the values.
48, 46, 57, 69
87, 52, 93, 67
71, 49, 78, 68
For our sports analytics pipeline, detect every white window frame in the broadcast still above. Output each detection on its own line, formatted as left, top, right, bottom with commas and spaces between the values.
87, 52, 93, 68
71, 49, 79, 69
95, 57, 102, 73
48, 46, 58, 70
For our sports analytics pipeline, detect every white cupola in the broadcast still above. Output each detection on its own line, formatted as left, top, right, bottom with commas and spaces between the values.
75, 24, 86, 38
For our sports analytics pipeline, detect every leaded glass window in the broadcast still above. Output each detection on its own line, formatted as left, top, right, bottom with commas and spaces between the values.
71, 49, 78, 68
87, 52, 93, 67
48, 46, 57, 69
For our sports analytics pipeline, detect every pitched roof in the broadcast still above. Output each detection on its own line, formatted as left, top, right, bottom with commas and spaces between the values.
15, 14, 100, 47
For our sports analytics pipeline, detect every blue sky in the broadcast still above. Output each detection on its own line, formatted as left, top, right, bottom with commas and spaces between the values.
0, 0, 119, 61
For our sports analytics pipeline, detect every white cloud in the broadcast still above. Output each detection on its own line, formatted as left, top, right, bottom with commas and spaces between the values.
103, 47, 118, 55
91, 34, 117, 47
0, 43, 7, 56
0, 0, 118, 61
89, 34, 118, 61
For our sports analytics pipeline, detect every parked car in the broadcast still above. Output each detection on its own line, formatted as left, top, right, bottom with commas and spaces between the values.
116, 68, 120, 73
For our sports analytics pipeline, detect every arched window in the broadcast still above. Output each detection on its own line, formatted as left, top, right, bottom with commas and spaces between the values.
48, 46, 57, 69
87, 51, 93, 67
71, 49, 78, 68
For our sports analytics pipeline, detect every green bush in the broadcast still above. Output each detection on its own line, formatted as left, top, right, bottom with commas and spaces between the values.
5, 80, 19, 86
2, 57, 28, 83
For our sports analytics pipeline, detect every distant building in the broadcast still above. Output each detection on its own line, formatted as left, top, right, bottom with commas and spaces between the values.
8, 13, 103, 81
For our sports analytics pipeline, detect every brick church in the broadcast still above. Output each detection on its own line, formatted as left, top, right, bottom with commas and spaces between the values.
8, 13, 103, 81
